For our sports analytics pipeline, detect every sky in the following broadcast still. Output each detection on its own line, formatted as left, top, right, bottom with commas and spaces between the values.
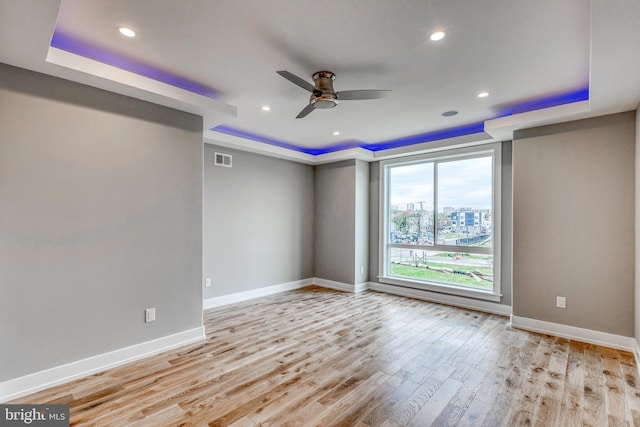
389, 156, 492, 211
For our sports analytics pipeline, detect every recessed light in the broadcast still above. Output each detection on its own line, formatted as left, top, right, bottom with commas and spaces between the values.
430, 31, 446, 41
118, 26, 136, 38
477, 91, 490, 98
332, 131, 340, 136
261, 105, 271, 111
442, 110, 458, 117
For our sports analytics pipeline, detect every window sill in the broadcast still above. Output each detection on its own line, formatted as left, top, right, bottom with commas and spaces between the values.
378, 275, 502, 302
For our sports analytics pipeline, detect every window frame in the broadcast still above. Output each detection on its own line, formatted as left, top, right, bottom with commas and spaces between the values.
379, 143, 502, 302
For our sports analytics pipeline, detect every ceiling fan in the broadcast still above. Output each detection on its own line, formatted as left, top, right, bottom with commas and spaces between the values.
277, 70, 390, 118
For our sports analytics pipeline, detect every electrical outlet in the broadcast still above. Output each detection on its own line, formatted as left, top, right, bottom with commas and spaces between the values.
556, 296, 566, 309
145, 308, 156, 322
205, 278, 212, 288
360, 266, 364, 275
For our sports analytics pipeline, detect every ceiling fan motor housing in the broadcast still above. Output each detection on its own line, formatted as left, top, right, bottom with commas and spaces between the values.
311, 71, 338, 109
276, 69, 389, 118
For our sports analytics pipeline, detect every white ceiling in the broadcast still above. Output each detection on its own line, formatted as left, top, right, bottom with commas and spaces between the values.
1, 0, 639, 163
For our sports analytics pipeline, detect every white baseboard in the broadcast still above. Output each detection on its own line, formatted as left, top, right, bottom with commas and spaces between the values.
0, 326, 205, 403
354, 282, 369, 293
203, 277, 370, 311
203, 278, 314, 309
368, 282, 511, 316
510, 315, 636, 352
312, 277, 368, 293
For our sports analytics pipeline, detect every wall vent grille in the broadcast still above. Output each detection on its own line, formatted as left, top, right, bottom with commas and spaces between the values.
214, 152, 232, 168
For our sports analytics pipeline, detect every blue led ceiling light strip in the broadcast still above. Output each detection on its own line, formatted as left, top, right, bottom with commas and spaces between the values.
363, 122, 487, 152
212, 122, 486, 156
494, 87, 589, 116
50, 30, 589, 156
211, 125, 322, 155
212, 85, 589, 155
50, 31, 221, 99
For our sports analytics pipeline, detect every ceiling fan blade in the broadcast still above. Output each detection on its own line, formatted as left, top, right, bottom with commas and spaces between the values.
337, 90, 391, 100
296, 103, 316, 119
277, 70, 315, 92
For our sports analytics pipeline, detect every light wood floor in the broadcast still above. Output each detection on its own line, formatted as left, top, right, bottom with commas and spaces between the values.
12, 286, 640, 426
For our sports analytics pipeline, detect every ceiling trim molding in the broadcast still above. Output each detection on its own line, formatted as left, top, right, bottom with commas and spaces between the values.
50, 30, 221, 99
484, 100, 591, 141
45, 47, 236, 130
44, 33, 590, 159
207, 98, 594, 165
204, 131, 316, 164
205, 128, 499, 165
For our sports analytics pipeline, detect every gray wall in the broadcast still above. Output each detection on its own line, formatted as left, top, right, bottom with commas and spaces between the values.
368, 162, 381, 283
367, 142, 513, 307
354, 160, 370, 285
0, 63, 204, 381
500, 141, 513, 306
513, 112, 635, 336
636, 106, 640, 345
314, 160, 357, 284
203, 144, 314, 297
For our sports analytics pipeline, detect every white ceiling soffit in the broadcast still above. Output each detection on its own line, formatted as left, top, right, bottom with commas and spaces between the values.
1, 0, 638, 164
0, 0, 236, 130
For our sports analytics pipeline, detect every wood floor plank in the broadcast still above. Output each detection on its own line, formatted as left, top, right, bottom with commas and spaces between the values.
360, 372, 424, 427
412, 377, 463, 425
244, 367, 341, 425
583, 344, 608, 426
307, 370, 389, 427
557, 340, 586, 427
455, 393, 492, 426
503, 374, 539, 426
429, 365, 488, 426
9, 286, 640, 426
619, 355, 640, 426
388, 377, 442, 426
601, 346, 632, 426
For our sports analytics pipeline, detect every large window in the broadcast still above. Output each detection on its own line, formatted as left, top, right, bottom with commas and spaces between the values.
380, 144, 501, 301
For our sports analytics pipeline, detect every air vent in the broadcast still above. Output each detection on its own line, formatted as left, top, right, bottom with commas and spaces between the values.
214, 152, 232, 168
